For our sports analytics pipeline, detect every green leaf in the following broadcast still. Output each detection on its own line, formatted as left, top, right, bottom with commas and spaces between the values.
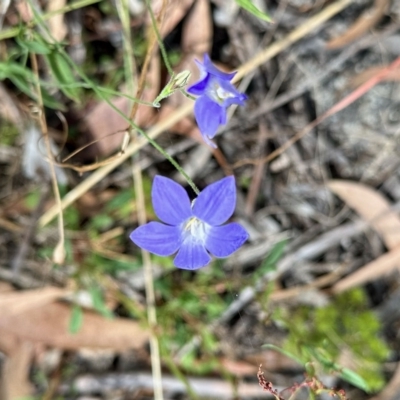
235, 0, 273, 22
1, 61, 64, 109
340, 368, 370, 392
69, 304, 83, 334
16, 30, 52, 55
264, 240, 287, 266
89, 286, 113, 319
262, 344, 304, 365
46, 50, 82, 102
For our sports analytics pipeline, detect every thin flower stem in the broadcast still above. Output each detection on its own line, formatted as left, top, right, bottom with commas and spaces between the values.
134, 165, 164, 400
29, 51, 65, 264
117, 1, 163, 398
144, 0, 174, 76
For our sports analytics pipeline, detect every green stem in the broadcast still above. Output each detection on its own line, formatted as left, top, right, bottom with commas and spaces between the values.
144, 0, 174, 76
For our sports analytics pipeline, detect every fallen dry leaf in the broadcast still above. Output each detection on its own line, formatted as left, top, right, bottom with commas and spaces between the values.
350, 65, 400, 88
0, 340, 34, 400
0, 287, 68, 317
332, 246, 400, 293
152, 0, 195, 38
82, 53, 159, 157
46, 0, 68, 42
328, 180, 400, 250
220, 357, 258, 376
0, 83, 24, 132
0, 302, 149, 351
181, 0, 212, 55
326, 0, 389, 49
329, 180, 400, 292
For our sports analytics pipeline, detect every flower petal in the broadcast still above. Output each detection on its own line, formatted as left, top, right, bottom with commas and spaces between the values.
193, 176, 236, 225
173, 238, 211, 270
130, 222, 182, 256
205, 223, 248, 257
202, 54, 236, 81
194, 95, 226, 140
152, 175, 192, 225
187, 74, 210, 95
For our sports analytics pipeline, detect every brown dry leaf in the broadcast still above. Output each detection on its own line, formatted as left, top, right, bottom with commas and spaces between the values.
328, 180, 400, 250
0, 340, 34, 400
166, 0, 211, 110
0, 302, 149, 350
0, 287, 68, 317
83, 53, 159, 157
245, 350, 300, 372
0, 282, 14, 293
332, 246, 400, 293
135, 52, 160, 126
0, 83, 24, 131
350, 65, 400, 88
326, 0, 389, 49
151, 0, 195, 38
46, 0, 68, 42
181, 0, 212, 55
220, 358, 258, 376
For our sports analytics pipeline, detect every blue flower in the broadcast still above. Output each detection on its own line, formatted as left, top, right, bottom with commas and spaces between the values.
187, 54, 247, 148
130, 175, 249, 270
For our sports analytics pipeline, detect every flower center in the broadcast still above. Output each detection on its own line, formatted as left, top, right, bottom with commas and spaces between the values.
208, 79, 235, 104
183, 217, 210, 243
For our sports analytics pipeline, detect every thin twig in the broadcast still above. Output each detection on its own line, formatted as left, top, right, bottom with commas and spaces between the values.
30, 51, 65, 264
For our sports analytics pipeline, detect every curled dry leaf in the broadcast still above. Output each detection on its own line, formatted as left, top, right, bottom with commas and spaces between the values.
0, 302, 149, 351
328, 180, 400, 250
350, 65, 400, 88
326, 0, 389, 49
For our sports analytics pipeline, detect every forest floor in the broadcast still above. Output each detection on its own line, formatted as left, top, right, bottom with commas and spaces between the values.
1, 0, 400, 399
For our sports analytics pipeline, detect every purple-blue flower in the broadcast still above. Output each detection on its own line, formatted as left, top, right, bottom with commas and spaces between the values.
130, 175, 249, 270
187, 54, 247, 148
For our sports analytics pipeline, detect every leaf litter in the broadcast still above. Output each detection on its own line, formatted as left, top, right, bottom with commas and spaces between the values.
1, 0, 400, 399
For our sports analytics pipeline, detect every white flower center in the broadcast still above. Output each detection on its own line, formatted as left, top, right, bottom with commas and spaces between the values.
208, 79, 235, 104
183, 217, 210, 243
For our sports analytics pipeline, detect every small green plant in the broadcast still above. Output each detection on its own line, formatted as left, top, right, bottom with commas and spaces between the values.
272, 288, 390, 392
